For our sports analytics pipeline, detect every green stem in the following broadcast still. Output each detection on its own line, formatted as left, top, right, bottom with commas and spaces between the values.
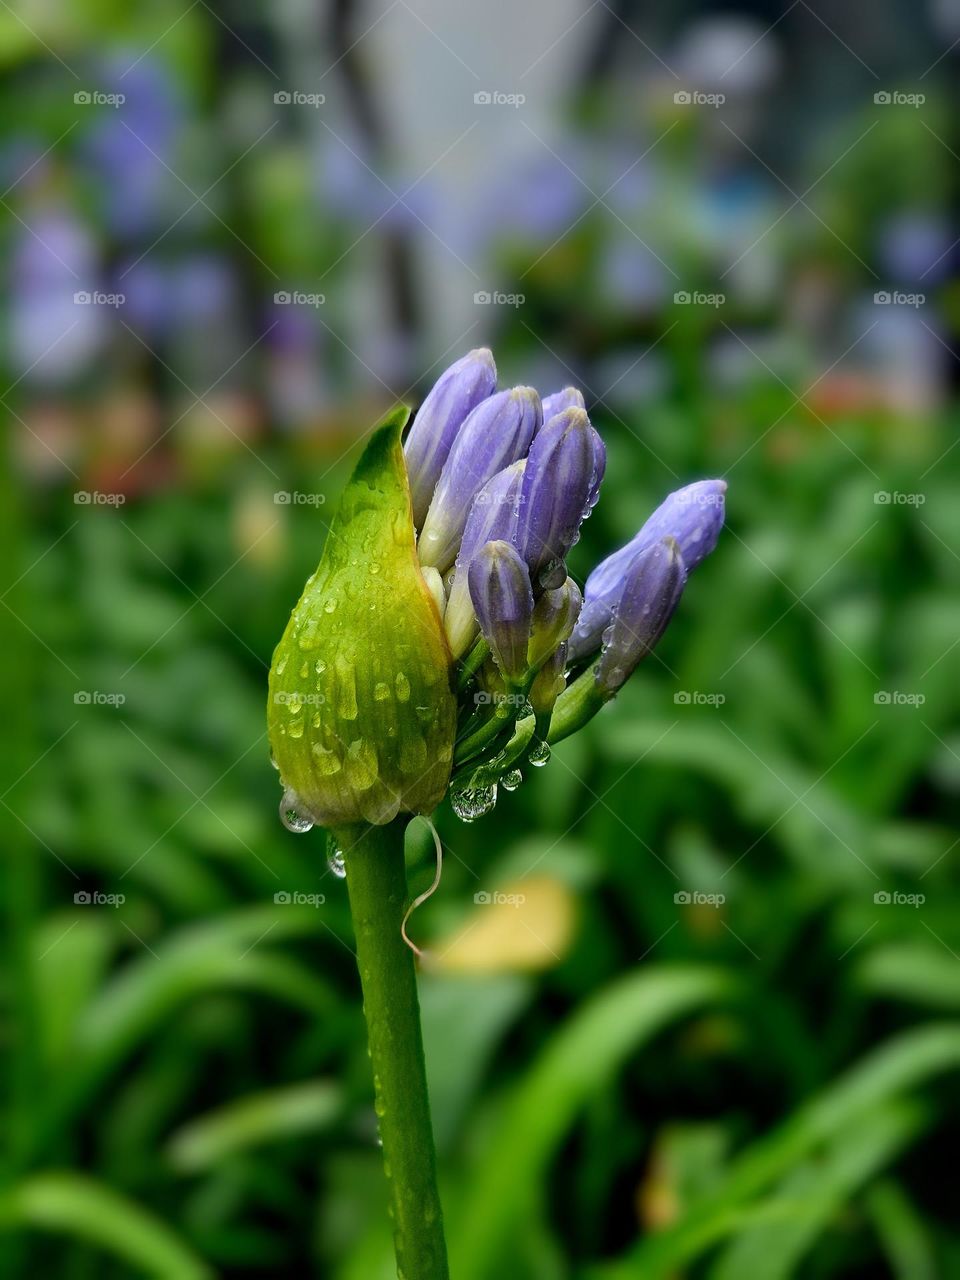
336, 818, 449, 1280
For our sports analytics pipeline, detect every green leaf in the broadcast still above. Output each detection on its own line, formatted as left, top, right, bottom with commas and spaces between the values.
449, 964, 733, 1280
601, 1024, 960, 1278
0, 1172, 210, 1278
167, 1080, 342, 1172
709, 1101, 925, 1280
857, 943, 960, 1010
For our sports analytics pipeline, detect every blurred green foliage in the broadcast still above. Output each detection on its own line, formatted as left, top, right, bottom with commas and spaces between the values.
2, 1, 960, 1277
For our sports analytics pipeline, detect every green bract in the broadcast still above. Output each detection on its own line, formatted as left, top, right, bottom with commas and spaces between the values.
268, 408, 457, 828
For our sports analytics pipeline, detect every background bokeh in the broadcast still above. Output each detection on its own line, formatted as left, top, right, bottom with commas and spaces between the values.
2, 1, 959, 1276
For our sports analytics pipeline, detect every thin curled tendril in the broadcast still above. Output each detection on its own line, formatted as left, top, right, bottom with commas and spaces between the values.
401, 815, 443, 960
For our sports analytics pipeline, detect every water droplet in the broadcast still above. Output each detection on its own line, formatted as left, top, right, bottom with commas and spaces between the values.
287, 718, 304, 739
279, 788, 313, 833
311, 742, 342, 775
276, 654, 288, 675
327, 847, 346, 878
374, 681, 391, 702
269, 750, 280, 771
323, 598, 338, 614
344, 737, 378, 790
335, 654, 358, 720
395, 672, 411, 702
528, 739, 551, 767
450, 782, 498, 822
315, 658, 327, 675
501, 768, 522, 791
299, 660, 309, 679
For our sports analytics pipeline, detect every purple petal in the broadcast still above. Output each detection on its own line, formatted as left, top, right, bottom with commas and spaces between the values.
513, 407, 594, 590
444, 461, 525, 658
404, 348, 497, 528
418, 387, 540, 572
595, 538, 686, 695
541, 386, 585, 425
569, 479, 725, 660
468, 540, 534, 683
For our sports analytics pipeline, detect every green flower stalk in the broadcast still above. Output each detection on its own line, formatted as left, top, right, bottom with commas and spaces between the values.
267, 350, 726, 1279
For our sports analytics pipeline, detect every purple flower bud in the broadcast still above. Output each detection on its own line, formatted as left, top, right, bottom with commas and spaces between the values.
444, 461, 525, 658
528, 576, 582, 670
418, 387, 541, 573
468, 540, 534, 683
514, 407, 595, 591
404, 348, 497, 528
595, 538, 686, 695
569, 479, 725, 660
541, 386, 584, 424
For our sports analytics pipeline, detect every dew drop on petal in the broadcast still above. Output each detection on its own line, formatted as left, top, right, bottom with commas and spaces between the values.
279, 787, 313, 833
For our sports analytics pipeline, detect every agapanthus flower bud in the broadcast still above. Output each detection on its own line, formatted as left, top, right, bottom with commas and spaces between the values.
594, 538, 686, 695
569, 478, 725, 661
527, 576, 582, 671
404, 347, 497, 528
514, 407, 594, 590
468, 540, 534, 684
444, 461, 525, 659
418, 387, 541, 573
541, 386, 585, 423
